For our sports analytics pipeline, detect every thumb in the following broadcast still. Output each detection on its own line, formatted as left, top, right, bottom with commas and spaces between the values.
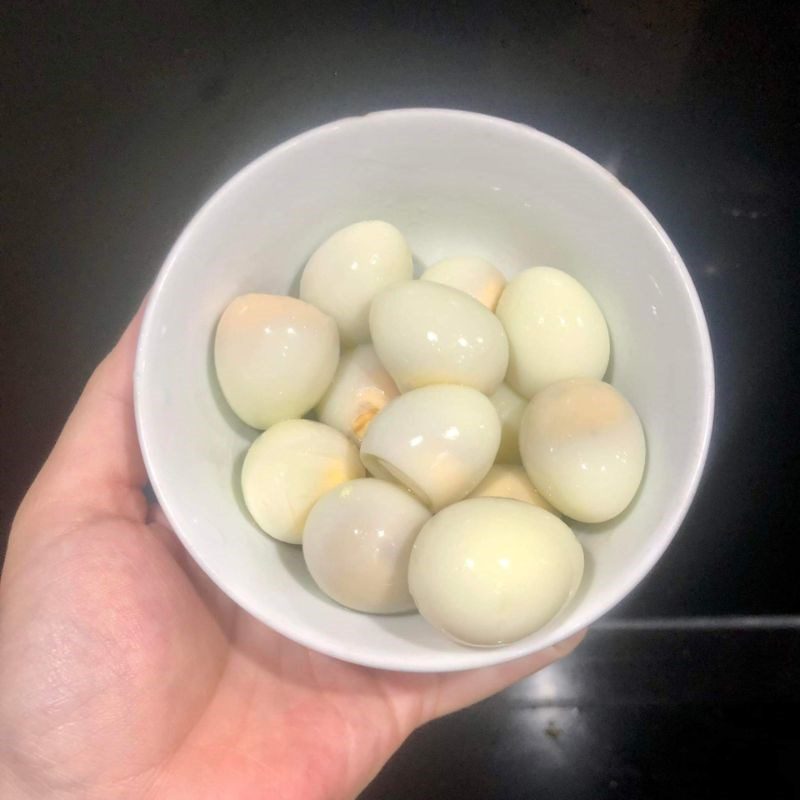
13, 301, 149, 536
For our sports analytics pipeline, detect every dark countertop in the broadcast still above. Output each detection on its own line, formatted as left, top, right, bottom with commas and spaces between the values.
363, 622, 800, 799
2, 2, 798, 797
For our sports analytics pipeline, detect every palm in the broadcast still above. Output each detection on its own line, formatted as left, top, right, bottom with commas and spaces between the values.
2, 508, 409, 798
0, 307, 582, 800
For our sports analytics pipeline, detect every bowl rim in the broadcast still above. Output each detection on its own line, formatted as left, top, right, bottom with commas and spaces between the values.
135, 108, 715, 672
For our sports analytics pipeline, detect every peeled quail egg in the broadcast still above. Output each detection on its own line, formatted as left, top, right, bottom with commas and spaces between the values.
468, 464, 557, 513
370, 280, 509, 394
496, 267, 610, 397
303, 478, 431, 613
360, 385, 500, 511
520, 378, 646, 523
488, 382, 527, 463
241, 419, 364, 543
315, 344, 399, 442
299, 220, 413, 346
421, 256, 506, 310
408, 498, 584, 646
214, 293, 339, 429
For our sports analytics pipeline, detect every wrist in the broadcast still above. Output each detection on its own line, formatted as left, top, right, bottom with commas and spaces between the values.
267, 697, 410, 800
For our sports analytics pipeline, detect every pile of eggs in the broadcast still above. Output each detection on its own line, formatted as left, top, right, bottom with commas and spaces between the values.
214, 220, 646, 647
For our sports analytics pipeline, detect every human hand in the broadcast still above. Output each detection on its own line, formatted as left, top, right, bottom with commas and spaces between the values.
0, 303, 584, 800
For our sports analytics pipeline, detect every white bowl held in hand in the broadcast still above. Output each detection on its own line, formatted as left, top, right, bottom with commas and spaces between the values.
300, 220, 413, 346
409, 498, 584, 646
242, 419, 364, 543
303, 478, 431, 613
496, 267, 610, 398
370, 280, 509, 394
136, 109, 713, 672
360, 385, 501, 510
316, 344, 399, 442
520, 378, 646, 523
214, 293, 339, 429
421, 256, 506, 310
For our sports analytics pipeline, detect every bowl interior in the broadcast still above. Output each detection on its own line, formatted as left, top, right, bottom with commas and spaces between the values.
135, 109, 713, 671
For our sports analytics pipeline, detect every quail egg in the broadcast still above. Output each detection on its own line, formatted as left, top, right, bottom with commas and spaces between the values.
299, 220, 413, 346
241, 419, 364, 543
488, 382, 527, 463
370, 280, 509, 394
468, 464, 557, 513
360, 384, 501, 510
520, 378, 646, 522
496, 267, 610, 397
214, 293, 339, 429
421, 256, 506, 310
408, 498, 584, 646
303, 478, 431, 613
316, 344, 399, 442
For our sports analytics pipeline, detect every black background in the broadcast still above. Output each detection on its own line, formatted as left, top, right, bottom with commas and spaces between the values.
2, 2, 799, 797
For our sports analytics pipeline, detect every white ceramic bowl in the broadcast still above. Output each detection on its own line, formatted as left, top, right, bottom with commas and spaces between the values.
135, 109, 714, 672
